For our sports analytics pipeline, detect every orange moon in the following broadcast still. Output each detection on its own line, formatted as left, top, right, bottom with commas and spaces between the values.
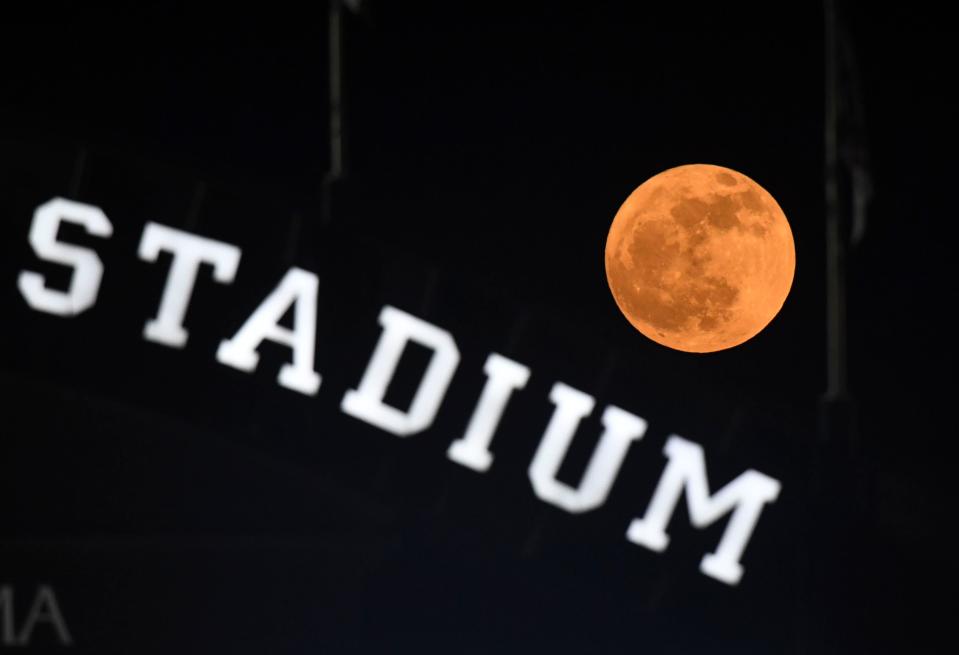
605, 164, 795, 353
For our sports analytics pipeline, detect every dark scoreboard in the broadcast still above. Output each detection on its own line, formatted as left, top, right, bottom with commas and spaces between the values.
0, 5, 948, 654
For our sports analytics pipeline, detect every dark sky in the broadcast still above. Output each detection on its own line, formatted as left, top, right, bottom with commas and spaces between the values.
1, 3, 951, 653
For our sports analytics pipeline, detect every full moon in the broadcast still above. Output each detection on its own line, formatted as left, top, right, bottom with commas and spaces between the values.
605, 164, 795, 353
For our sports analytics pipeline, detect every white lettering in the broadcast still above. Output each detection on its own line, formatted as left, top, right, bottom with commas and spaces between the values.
626, 435, 781, 585
139, 222, 241, 347
6, 586, 72, 646
18, 197, 113, 315
341, 305, 459, 436
216, 267, 321, 395
447, 353, 530, 472
528, 383, 647, 513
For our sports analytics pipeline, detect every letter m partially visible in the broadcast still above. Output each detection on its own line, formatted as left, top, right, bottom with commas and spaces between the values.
626, 435, 781, 586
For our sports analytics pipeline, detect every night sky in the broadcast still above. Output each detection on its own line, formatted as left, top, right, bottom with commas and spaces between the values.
1, 4, 950, 653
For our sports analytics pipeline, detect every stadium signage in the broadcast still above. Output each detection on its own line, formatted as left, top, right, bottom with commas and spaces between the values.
14, 197, 782, 586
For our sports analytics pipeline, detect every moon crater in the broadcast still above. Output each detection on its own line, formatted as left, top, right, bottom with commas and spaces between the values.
605, 164, 795, 352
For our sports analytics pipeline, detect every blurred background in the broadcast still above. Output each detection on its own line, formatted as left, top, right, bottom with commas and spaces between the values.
0, 3, 950, 653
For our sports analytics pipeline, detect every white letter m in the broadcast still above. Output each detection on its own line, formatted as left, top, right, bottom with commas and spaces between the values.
626, 435, 781, 586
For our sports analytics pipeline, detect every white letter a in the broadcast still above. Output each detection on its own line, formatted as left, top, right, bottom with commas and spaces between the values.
216, 267, 321, 395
